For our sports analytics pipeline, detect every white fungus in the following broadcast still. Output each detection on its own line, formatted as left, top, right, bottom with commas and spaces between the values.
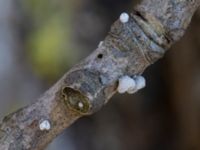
127, 87, 137, 94
98, 41, 104, 48
39, 120, 51, 131
117, 76, 136, 94
119, 12, 129, 23
134, 76, 146, 90
78, 102, 84, 109
127, 76, 146, 94
117, 75, 146, 94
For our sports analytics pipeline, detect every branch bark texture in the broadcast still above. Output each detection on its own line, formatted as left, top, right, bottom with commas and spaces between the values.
0, 0, 199, 149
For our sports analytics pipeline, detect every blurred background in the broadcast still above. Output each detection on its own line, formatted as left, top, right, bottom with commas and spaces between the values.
0, 0, 200, 150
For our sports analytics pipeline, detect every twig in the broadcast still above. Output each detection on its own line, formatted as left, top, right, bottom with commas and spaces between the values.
0, 0, 199, 149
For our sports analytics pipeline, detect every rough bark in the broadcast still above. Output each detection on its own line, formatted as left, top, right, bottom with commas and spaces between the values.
0, 0, 199, 149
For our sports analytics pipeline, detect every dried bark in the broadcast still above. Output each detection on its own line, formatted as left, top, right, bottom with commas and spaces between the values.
0, 0, 199, 149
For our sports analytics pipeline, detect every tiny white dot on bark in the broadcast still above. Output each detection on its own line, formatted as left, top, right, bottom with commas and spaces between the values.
119, 12, 129, 23
78, 102, 84, 108
39, 120, 51, 131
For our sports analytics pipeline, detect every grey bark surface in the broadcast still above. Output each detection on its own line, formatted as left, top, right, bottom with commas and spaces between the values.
0, 0, 200, 149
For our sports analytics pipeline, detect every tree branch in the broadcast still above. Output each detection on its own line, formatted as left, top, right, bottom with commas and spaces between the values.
0, 0, 199, 149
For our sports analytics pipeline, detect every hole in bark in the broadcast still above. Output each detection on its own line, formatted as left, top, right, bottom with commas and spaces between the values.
62, 87, 90, 114
97, 54, 103, 59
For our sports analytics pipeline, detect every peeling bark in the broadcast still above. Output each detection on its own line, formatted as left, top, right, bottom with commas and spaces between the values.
0, 0, 199, 149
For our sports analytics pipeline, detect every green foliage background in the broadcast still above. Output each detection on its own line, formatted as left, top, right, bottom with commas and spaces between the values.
22, 0, 80, 81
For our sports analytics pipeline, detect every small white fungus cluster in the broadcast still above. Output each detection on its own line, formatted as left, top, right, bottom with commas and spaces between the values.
39, 120, 51, 131
119, 12, 129, 23
117, 75, 146, 94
